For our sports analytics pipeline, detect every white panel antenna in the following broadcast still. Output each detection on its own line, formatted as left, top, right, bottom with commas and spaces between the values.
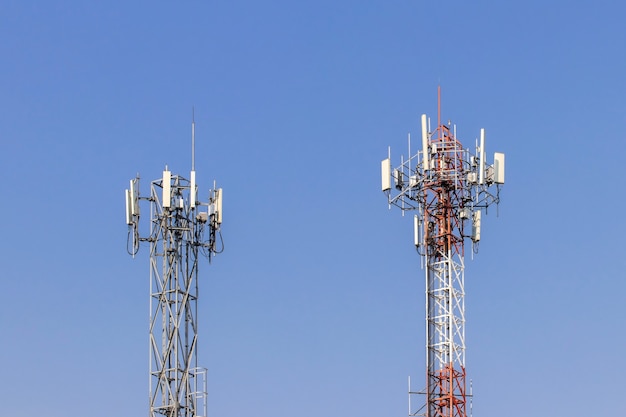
381, 158, 391, 191
190, 170, 196, 208
215, 188, 223, 224
128, 180, 135, 215
413, 215, 420, 247
129, 179, 136, 215
126, 178, 140, 225
421, 114, 430, 170
125, 189, 132, 225
494, 152, 505, 184
162, 170, 171, 208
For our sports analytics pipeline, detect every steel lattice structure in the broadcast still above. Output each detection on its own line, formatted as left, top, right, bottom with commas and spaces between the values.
381, 88, 504, 417
126, 127, 223, 417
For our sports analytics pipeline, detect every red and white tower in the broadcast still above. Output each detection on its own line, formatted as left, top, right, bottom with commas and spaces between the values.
381, 88, 504, 417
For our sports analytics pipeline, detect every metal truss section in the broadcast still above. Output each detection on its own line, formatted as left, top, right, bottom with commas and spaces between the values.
427, 255, 465, 373
146, 174, 219, 417
426, 254, 466, 417
148, 174, 200, 417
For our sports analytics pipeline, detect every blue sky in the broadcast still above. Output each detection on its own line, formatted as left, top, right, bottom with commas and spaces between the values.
1, 1, 625, 416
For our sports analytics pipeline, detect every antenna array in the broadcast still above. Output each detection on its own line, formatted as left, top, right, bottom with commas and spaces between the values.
381, 88, 504, 417
125, 121, 223, 417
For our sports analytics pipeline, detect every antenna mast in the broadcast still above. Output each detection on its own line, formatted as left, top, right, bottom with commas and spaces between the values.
192, 107, 195, 171
125, 118, 224, 417
381, 88, 505, 417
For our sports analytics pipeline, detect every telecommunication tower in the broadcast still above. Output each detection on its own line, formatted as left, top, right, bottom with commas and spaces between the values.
381, 88, 504, 417
125, 119, 224, 417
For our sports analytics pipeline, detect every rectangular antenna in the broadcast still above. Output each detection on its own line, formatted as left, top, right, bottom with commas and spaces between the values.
494, 152, 505, 184
472, 210, 481, 242
129, 179, 136, 215
215, 188, 223, 224
479, 129, 486, 184
125, 189, 132, 225
394, 168, 403, 189
421, 114, 430, 170
190, 171, 196, 208
162, 170, 171, 208
381, 158, 391, 191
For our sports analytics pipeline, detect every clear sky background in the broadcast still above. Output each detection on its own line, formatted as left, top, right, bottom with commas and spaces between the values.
1, 1, 625, 416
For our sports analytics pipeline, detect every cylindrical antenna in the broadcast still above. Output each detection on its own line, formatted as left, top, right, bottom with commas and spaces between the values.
192, 107, 196, 172
479, 128, 485, 184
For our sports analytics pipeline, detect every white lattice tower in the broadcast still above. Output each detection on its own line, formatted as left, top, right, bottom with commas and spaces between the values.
126, 124, 223, 417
